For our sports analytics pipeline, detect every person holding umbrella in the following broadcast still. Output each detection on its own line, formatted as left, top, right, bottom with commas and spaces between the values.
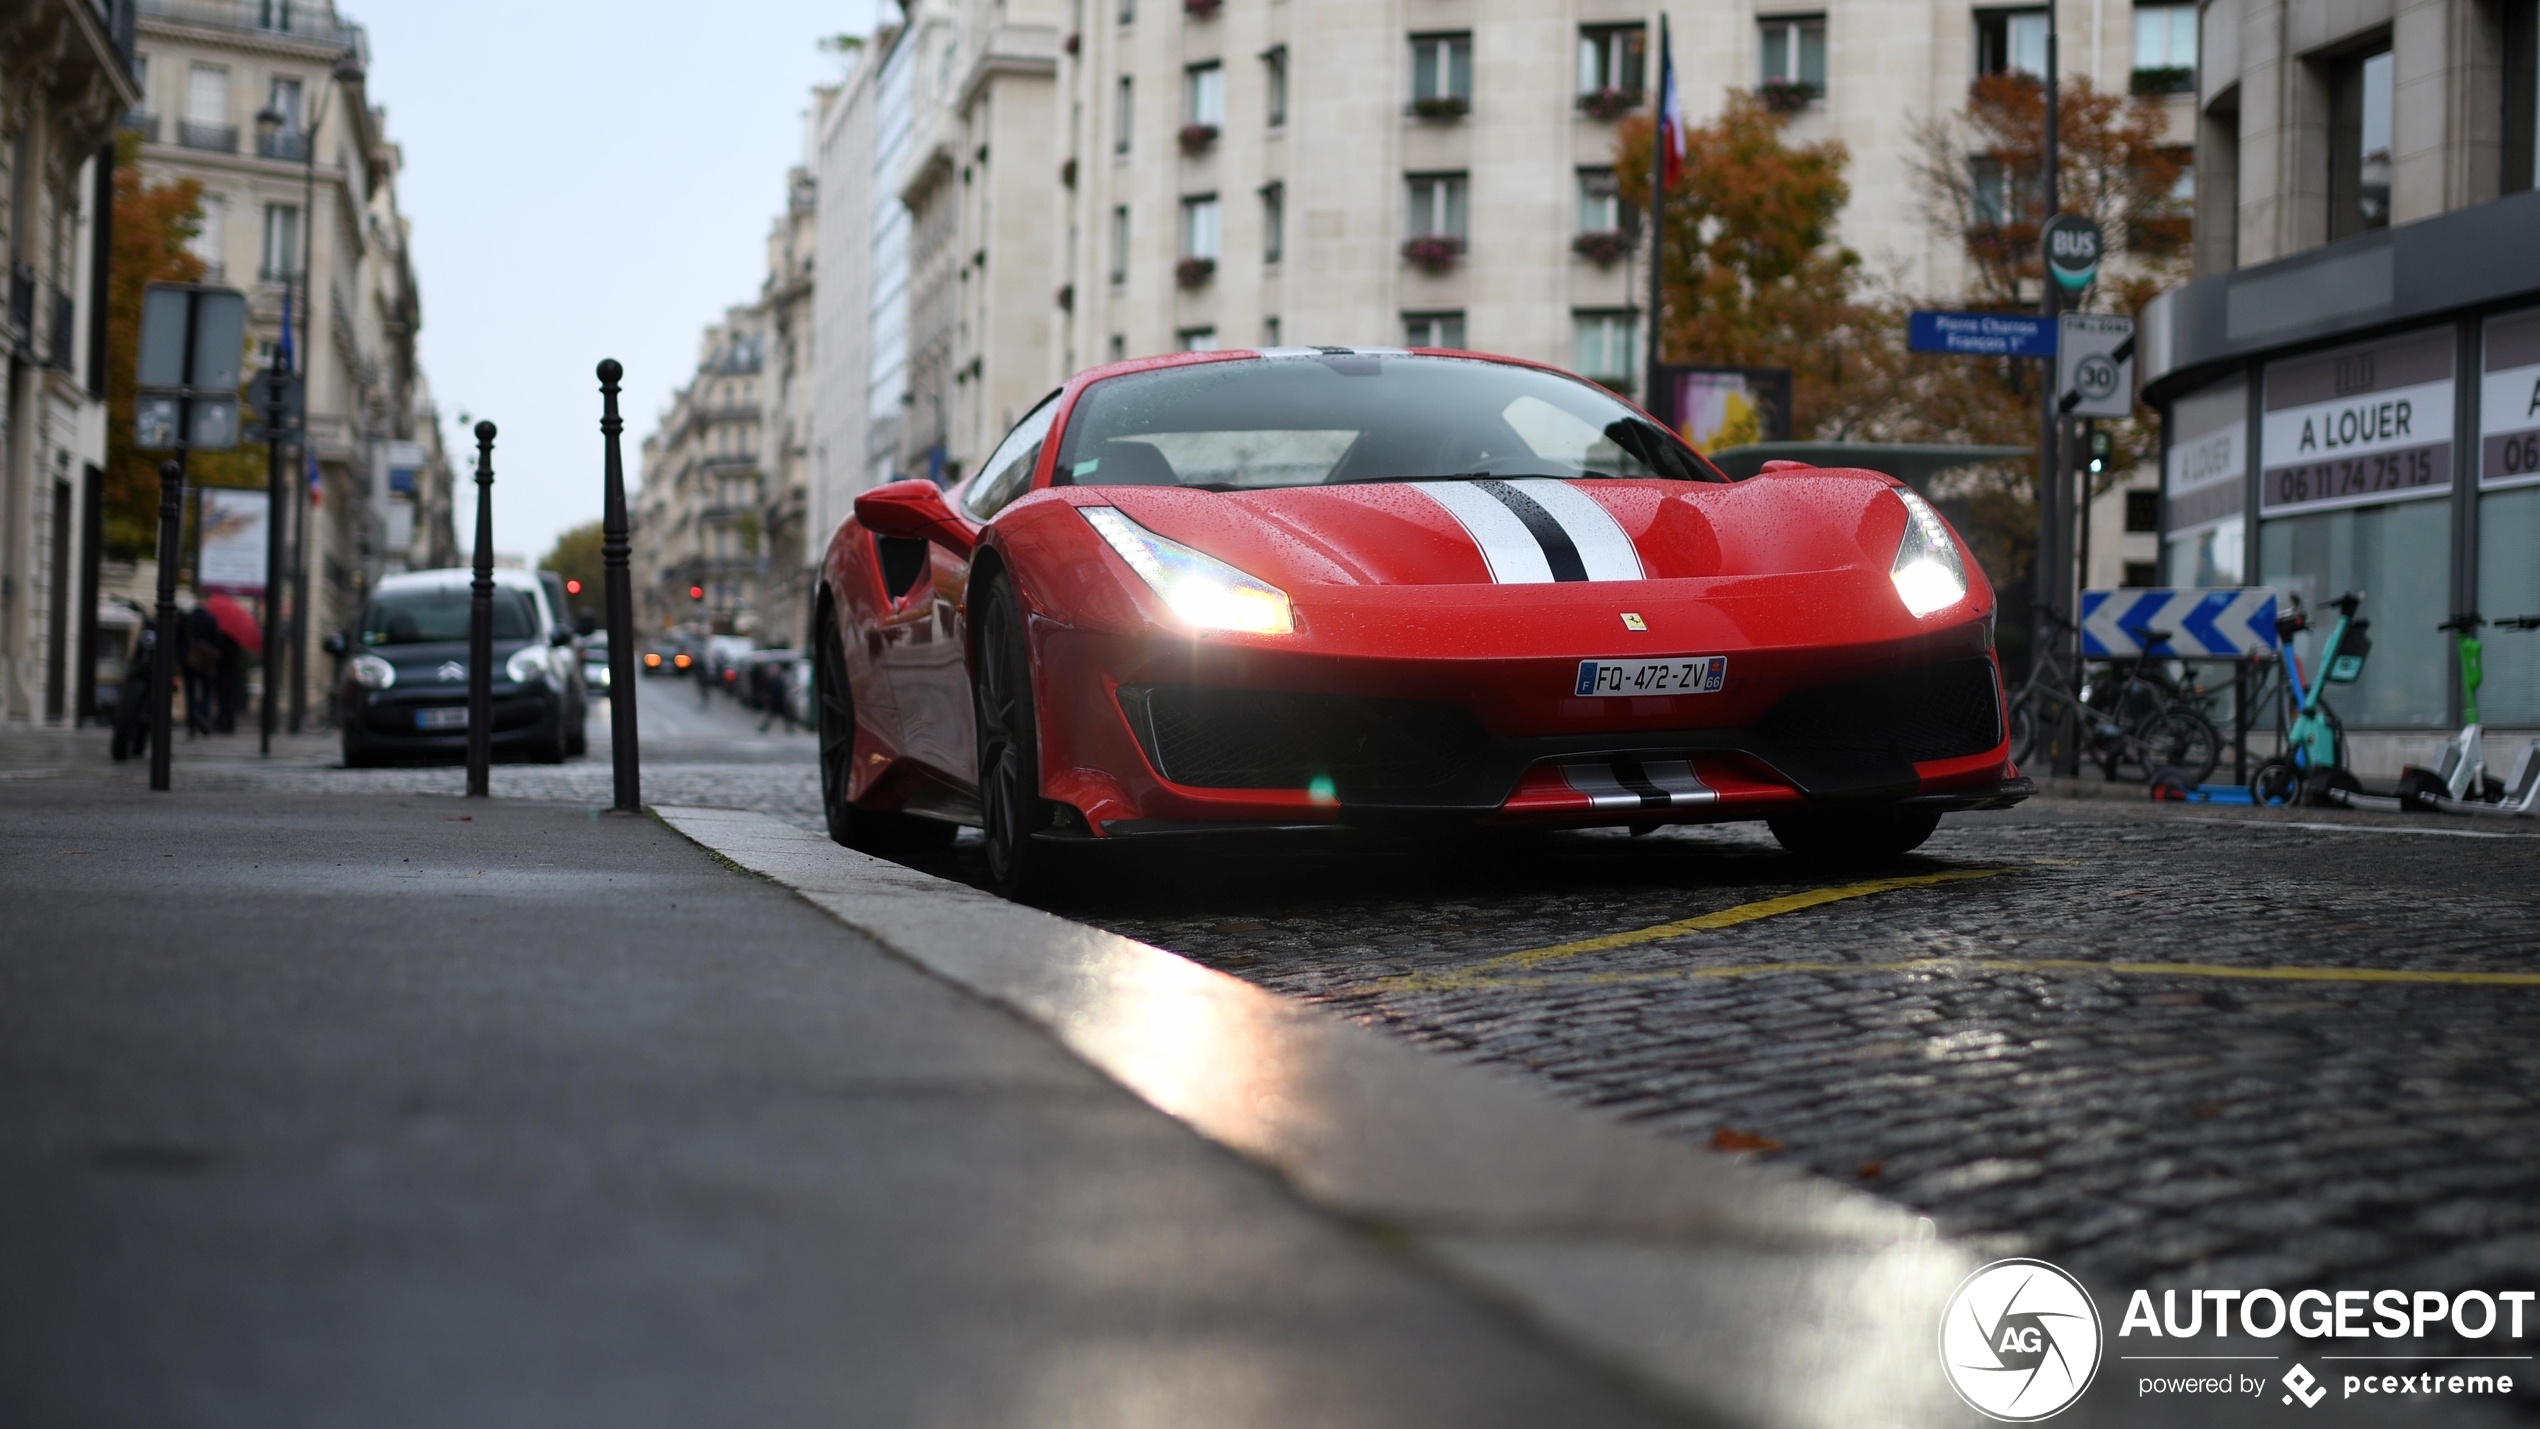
202, 593, 262, 735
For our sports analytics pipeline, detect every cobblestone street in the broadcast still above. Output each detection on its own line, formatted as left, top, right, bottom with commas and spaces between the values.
32, 677, 2540, 1311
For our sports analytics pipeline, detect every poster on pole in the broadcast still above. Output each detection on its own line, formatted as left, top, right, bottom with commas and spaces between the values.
197, 488, 270, 595
1654, 364, 1792, 453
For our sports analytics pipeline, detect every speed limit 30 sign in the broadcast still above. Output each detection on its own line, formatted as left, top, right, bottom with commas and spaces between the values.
2058, 312, 2137, 420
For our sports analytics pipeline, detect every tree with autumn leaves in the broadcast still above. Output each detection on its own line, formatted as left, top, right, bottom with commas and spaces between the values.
101, 130, 267, 559
1611, 76, 2190, 592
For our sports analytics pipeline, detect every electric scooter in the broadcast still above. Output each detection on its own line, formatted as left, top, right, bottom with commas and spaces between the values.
2248, 592, 2372, 807
2395, 612, 2540, 816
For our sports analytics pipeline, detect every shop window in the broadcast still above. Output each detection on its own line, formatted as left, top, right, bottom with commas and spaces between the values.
2259, 499, 2452, 727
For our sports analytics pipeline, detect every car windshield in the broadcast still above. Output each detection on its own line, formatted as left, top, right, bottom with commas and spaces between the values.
359, 587, 539, 646
1050, 354, 1724, 491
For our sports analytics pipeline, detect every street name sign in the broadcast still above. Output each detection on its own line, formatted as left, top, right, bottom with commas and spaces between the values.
2080, 587, 2280, 659
2057, 313, 2137, 419
2043, 213, 2104, 291
1909, 310, 2056, 358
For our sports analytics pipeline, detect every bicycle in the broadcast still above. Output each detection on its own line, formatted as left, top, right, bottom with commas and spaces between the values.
2008, 612, 2223, 787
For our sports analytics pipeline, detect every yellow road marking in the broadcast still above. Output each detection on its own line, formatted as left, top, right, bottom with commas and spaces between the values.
1369, 868, 2006, 993
1398, 955, 2540, 994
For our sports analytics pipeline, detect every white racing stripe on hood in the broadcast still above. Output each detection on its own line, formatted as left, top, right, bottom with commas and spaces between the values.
1500, 478, 1644, 581
1412, 480, 1556, 583
1411, 479, 1644, 584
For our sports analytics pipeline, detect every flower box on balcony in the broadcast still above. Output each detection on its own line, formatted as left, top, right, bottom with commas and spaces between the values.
1175, 256, 1216, 289
1758, 79, 1818, 113
2130, 65, 2194, 96
1571, 230, 1633, 267
1575, 88, 1642, 121
1400, 235, 1465, 274
1183, 0, 1220, 16
1410, 94, 1470, 121
1178, 122, 1220, 156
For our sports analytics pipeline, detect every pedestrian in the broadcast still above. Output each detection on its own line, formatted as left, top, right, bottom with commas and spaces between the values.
179, 603, 222, 738
214, 635, 245, 733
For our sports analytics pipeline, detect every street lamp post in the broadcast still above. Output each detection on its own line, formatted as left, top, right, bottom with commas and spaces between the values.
253, 49, 363, 738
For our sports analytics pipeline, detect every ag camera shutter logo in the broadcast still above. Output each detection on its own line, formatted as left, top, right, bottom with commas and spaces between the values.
1939, 1258, 2104, 1420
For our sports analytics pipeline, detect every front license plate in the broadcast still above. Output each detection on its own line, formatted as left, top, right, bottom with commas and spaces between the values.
416, 706, 469, 730
1575, 656, 1728, 697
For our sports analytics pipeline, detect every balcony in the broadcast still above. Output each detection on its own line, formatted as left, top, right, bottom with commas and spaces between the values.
175, 120, 237, 153
258, 263, 301, 284
121, 111, 158, 141
138, 0, 366, 55
256, 128, 309, 161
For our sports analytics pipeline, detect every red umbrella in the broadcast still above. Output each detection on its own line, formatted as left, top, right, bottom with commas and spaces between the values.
203, 592, 261, 650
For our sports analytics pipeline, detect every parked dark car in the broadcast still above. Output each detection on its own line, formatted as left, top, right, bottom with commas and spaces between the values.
335, 569, 579, 766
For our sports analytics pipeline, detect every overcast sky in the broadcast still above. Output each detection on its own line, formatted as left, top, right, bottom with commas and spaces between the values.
360, 0, 882, 567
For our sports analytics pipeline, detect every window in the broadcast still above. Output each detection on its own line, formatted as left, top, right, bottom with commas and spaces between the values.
1185, 62, 1223, 127
1974, 9, 2048, 78
2122, 561, 2160, 588
1574, 310, 1638, 387
1757, 15, 1826, 98
1263, 45, 1288, 127
1260, 180, 1284, 264
1577, 168, 1625, 232
963, 393, 1061, 520
189, 194, 225, 276
266, 75, 302, 129
1406, 172, 1468, 238
1402, 311, 1464, 348
1117, 0, 1132, 21
2131, 3, 2196, 92
2261, 499, 2451, 727
1107, 334, 1127, 363
2329, 44, 2394, 239
260, 203, 299, 281
1114, 77, 1133, 154
1577, 24, 1646, 97
1109, 204, 1129, 283
1262, 315, 1281, 346
1966, 154, 2039, 228
1180, 194, 1219, 259
1177, 327, 1219, 352
2501, 0, 2536, 194
1411, 33, 1472, 104
2124, 489, 2161, 533
186, 63, 227, 123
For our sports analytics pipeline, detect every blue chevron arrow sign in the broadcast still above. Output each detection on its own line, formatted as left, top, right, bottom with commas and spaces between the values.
2079, 588, 2280, 658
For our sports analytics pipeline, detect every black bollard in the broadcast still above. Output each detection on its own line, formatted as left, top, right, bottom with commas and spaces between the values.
259, 348, 287, 757
149, 458, 185, 792
466, 421, 497, 797
597, 360, 640, 813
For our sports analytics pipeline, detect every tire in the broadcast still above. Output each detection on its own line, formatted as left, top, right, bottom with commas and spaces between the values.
1765, 808, 1943, 863
2249, 758, 2299, 807
2134, 710, 2220, 788
972, 574, 1069, 899
532, 700, 569, 764
2396, 766, 2448, 812
815, 602, 954, 857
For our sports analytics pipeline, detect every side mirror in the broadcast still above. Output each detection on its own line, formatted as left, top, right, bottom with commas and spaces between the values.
321, 632, 349, 657
575, 608, 597, 636
549, 627, 575, 647
856, 478, 977, 558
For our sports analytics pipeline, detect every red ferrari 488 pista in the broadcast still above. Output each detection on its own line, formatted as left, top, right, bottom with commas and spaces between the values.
814, 347, 2030, 895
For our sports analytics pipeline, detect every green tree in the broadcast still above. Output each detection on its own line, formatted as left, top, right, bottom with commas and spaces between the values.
543, 520, 604, 611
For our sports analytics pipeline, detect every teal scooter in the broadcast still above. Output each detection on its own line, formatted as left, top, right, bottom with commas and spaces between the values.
2395, 612, 2540, 816
2248, 592, 2372, 807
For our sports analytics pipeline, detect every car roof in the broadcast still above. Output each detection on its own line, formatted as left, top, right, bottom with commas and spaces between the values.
374, 567, 544, 594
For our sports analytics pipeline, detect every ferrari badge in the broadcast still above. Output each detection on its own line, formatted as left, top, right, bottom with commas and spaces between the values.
1620, 613, 1647, 632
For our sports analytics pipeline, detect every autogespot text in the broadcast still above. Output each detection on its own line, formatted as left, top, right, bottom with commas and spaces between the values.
2124, 1287, 2528, 1407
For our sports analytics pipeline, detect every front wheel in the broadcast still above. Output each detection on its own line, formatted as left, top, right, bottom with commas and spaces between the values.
2133, 710, 2221, 788
2249, 758, 2299, 807
972, 574, 1071, 900
1765, 808, 1943, 864
2007, 697, 2040, 769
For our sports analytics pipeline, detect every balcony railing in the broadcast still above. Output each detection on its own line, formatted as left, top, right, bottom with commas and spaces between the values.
257, 263, 300, 283
256, 128, 309, 161
121, 111, 157, 141
175, 120, 237, 153
137, 0, 365, 54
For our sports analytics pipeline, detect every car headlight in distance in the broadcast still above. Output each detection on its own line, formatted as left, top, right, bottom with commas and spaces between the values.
1889, 487, 1968, 618
505, 646, 551, 685
1081, 506, 1294, 635
350, 654, 395, 689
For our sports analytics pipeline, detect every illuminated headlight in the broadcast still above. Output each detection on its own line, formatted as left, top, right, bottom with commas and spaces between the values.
505, 646, 552, 685
1081, 506, 1294, 635
350, 654, 396, 689
1889, 488, 1968, 618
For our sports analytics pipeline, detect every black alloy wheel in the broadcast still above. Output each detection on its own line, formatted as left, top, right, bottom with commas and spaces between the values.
1765, 807, 1944, 863
816, 600, 952, 855
972, 574, 1063, 899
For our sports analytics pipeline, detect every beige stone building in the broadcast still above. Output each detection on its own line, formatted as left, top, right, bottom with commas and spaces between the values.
127, 0, 444, 723
0, 0, 136, 726
756, 150, 820, 650
634, 308, 768, 637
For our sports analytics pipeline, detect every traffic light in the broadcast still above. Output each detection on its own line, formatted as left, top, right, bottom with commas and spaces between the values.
689, 585, 705, 602
2087, 429, 2113, 476
565, 578, 582, 596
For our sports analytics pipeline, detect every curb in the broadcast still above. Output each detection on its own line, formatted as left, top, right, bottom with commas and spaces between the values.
654, 804, 1976, 1429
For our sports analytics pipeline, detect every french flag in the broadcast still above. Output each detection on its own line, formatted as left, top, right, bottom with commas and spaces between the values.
1656, 23, 1686, 188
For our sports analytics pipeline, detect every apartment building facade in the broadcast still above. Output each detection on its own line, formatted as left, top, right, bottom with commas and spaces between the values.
2141, 0, 2540, 768
0, 0, 137, 726
634, 309, 769, 637
128, 0, 443, 721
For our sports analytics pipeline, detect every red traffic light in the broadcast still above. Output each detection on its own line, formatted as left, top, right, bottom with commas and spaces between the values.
565, 579, 582, 595
689, 585, 704, 601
